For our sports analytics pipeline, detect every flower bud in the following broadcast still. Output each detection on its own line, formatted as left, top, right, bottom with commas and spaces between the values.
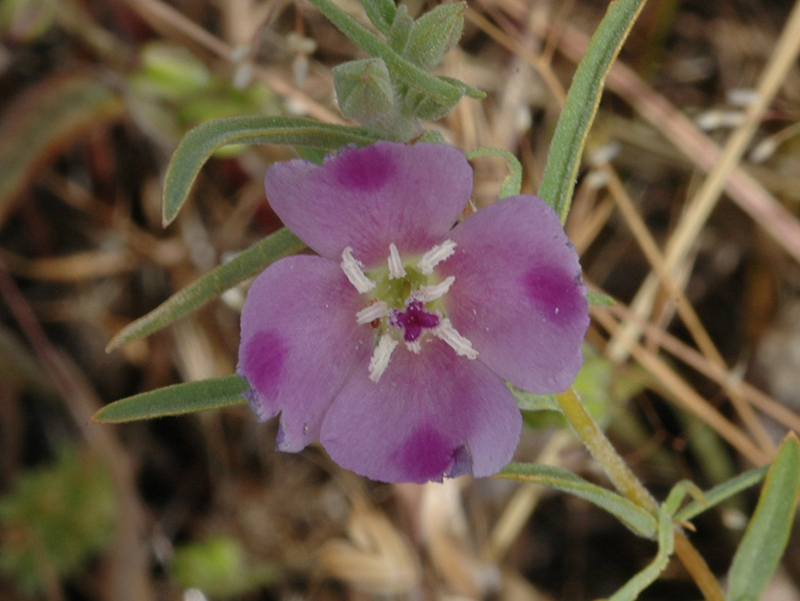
402, 2, 465, 70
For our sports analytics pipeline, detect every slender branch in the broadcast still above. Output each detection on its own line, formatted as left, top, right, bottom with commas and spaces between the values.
555, 388, 724, 601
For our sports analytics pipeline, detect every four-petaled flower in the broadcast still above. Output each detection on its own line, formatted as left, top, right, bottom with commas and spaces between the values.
238, 142, 589, 483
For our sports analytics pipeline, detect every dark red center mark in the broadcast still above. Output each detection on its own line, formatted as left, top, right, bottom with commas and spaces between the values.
389, 300, 440, 342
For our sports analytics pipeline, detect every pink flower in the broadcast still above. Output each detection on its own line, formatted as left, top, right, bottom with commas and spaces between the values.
238, 142, 589, 483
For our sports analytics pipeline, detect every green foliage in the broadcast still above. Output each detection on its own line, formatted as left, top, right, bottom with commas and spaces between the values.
106, 228, 305, 350
92, 375, 248, 423
172, 536, 279, 599
401, 2, 465, 71
361, 0, 396, 35
727, 434, 800, 601
518, 349, 642, 430
538, 0, 646, 222
0, 448, 116, 594
498, 463, 657, 538
161, 116, 379, 224
464, 147, 523, 199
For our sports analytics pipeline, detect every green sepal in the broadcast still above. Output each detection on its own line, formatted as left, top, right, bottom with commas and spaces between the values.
587, 290, 616, 306
333, 58, 421, 140
361, 0, 396, 36
386, 5, 413, 53
91, 375, 249, 423
402, 2, 465, 70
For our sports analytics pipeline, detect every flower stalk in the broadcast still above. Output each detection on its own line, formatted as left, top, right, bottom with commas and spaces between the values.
555, 387, 724, 601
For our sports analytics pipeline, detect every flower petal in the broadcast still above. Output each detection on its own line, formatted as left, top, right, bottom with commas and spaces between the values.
440, 196, 589, 394
320, 340, 521, 483
238, 255, 373, 451
264, 142, 473, 266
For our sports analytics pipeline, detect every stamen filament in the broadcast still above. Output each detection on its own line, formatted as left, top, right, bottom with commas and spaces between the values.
417, 239, 457, 274
435, 318, 478, 359
341, 247, 375, 293
369, 333, 398, 382
356, 301, 390, 325
413, 275, 455, 303
387, 243, 406, 279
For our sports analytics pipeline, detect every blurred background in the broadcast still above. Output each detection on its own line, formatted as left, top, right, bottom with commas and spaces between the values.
1, 0, 799, 599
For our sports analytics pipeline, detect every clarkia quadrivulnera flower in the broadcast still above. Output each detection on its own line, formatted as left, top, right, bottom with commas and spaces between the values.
238, 142, 590, 483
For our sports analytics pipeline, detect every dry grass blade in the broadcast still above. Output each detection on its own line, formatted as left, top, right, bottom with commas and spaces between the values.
605, 0, 800, 362
318, 506, 421, 596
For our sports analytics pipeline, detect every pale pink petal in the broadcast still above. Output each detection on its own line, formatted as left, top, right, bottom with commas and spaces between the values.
440, 196, 589, 394
264, 142, 473, 267
319, 340, 521, 483
238, 256, 373, 451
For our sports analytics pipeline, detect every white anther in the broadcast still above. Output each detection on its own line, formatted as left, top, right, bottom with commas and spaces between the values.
412, 276, 455, 303
435, 318, 478, 359
387, 243, 406, 279
341, 247, 375, 293
368, 333, 398, 382
356, 301, 390, 325
417, 239, 457, 274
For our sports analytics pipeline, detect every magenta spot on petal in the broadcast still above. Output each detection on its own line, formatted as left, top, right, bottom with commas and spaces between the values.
390, 301, 441, 342
524, 266, 585, 326
241, 330, 287, 398
333, 146, 397, 191
396, 427, 454, 483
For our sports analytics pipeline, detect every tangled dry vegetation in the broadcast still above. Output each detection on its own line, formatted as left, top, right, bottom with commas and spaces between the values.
1, 0, 800, 599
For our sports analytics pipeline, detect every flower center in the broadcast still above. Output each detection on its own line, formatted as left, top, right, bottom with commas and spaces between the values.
340, 241, 478, 382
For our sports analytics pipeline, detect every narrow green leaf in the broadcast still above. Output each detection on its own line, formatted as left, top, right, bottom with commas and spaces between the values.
465, 147, 523, 198
498, 463, 658, 539
674, 466, 768, 522
163, 116, 379, 224
106, 228, 305, 351
306, 0, 483, 105
727, 434, 800, 601
609, 508, 674, 601
538, 0, 646, 222
91, 375, 248, 423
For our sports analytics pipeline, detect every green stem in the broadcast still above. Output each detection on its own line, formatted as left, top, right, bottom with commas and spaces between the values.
556, 388, 725, 601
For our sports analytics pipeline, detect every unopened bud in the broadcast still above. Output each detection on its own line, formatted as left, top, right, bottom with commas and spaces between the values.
402, 2, 465, 70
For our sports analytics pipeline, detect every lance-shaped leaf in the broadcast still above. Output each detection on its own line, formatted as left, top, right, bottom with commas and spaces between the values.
498, 463, 657, 539
674, 466, 768, 522
92, 375, 248, 423
538, 0, 646, 222
162, 116, 379, 224
106, 228, 305, 351
727, 433, 800, 601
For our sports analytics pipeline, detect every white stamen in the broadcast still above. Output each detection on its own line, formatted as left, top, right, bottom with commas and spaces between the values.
405, 340, 421, 354
417, 239, 457, 274
435, 318, 478, 359
412, 276, 455, 303
356, 301, 390, 325
340, 247, 375, 293
368, 333, 398, 382
387, 243, 406, 279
